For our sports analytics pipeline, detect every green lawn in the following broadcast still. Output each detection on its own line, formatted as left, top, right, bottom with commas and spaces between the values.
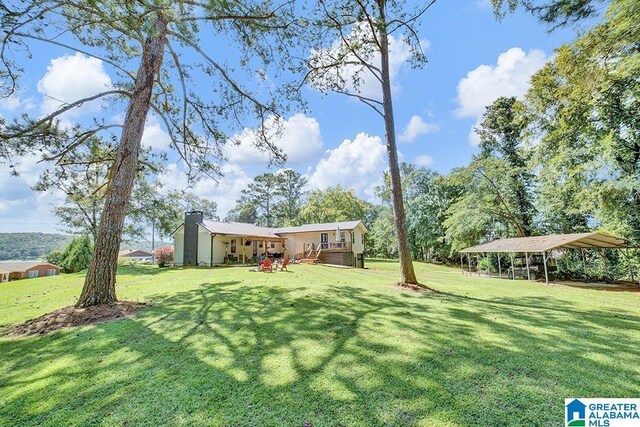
1, 260, 639, 426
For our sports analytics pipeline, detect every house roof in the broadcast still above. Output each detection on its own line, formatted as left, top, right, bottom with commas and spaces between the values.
0, 261, 59, 273
460, 231, 627, 254
118, 250, 153, 257
171, 219, 368, 238
200, 220, 282, 239
274, 220, 366, 234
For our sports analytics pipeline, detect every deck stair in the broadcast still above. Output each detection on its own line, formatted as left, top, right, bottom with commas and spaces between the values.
300, 246, 322, 264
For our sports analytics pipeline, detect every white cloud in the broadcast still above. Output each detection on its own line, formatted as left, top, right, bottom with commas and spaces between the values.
309, 132, 387, 199
37, 53, 112, 117
398, 115, 439, 143
141, 115, 172, 151
456, 48, 547, 140
225, 113, 323, 165
158, 162, 252, 217
414, 154, 434, 167
309, 23, 428, 99
0, 154, 64, 233
0, 94, 35, 112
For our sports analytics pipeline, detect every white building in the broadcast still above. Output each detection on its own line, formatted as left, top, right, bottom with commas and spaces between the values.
172, 211, 367, 268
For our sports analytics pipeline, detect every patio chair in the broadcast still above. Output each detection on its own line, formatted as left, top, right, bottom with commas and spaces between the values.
279, 257, 290, 271
261, 258, 273, 272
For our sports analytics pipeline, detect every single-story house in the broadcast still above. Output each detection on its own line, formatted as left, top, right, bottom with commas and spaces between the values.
0, 261, 60, 281
118, 249, 153, 263
172, 211, 367, 268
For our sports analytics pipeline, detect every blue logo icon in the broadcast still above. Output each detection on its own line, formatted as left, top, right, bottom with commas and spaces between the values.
566, 399, 586, 426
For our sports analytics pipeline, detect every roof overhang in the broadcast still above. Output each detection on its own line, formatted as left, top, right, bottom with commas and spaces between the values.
460, 231, 628, 254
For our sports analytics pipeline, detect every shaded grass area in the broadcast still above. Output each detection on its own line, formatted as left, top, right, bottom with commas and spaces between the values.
1, 261, 639, 426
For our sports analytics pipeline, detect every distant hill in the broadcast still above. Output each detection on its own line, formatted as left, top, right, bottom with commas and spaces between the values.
120, 240, 172, 253
0, 233, 172, 261
0, 233, 72, 261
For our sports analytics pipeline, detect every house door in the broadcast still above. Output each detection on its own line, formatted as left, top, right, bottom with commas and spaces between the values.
252, 241, 258, 257
320, 233, 328, 249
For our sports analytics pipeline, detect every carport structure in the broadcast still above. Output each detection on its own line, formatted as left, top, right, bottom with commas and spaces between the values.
459, 231, 634, 284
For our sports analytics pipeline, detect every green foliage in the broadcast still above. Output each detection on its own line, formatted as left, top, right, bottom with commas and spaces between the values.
58, 236, 94, 273
44, 250, 65, 267
0, 233, 71, 261
300, 185, 368, 224
228, 169, 307, 227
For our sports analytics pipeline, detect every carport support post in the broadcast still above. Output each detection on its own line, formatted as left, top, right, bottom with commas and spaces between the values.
542, 251, 549, 284
625, 248, 635, 282
525, 252, 531, 281
581, 248, 588, 280
486, 252, 490, 277
460, 255, 464, 274
497, 253, 502, 279
510, 253, 515, 280
468, 254, 472, 274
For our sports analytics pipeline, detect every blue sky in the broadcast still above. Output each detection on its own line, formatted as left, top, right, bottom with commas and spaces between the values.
0, 0, 578, 233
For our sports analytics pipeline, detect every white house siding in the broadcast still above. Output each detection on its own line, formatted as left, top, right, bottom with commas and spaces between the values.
280, 232, 321, 255
352, 224, 366, 255
197, 225, 212, 265
174, 226, 184, 266
211, 235, 228, 264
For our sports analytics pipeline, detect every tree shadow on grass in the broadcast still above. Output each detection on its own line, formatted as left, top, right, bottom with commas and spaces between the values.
1, 279, 639, 426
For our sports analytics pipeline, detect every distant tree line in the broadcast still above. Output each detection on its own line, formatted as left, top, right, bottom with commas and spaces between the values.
0, 233, 71, 261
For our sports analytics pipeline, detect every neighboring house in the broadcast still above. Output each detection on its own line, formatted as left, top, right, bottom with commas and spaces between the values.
172, 211, 367, 268
118, 249, 153, 263
0, 261, 60, 281
0, 268, 8, 283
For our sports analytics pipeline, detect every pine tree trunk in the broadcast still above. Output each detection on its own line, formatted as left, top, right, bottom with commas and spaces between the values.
377, 6, 418, 284
76, 14, 167, 307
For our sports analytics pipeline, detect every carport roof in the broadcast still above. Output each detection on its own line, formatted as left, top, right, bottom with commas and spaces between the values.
460, 231, 627, 253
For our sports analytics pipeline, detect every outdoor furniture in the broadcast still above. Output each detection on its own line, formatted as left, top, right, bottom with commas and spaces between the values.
280, 257, 290, 271
260, 258, 273, 272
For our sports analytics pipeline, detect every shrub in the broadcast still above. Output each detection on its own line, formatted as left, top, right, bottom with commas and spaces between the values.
155, 246, 174, 267
59, 236, 94, 273
45, 250, 65, 266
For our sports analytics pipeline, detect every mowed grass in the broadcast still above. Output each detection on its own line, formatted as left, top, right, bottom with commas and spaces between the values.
1, 260, 639, 427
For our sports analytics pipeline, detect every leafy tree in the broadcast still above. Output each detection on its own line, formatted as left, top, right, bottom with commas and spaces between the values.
58, 236, 94, 273
225, 203, 259, 224
300, 186, 368, 224
476, 96, 536, 236
145, 189, 218, 239
0, 1, 298, 306
45, 250, 65, 267
491, 0, 603, 28
444, 158, 527, 251
235, 173, 283, 227
304, 0, 435, 284
273, 169, 308, 226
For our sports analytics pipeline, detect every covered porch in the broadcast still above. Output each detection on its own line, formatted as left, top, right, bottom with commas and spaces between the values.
223, 235, 287, 265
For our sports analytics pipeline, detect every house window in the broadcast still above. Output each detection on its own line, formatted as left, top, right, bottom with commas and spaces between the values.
259, 242, 263, 248
27, 270, 39, 278
270, 242, 275, 249
230, 239, 237, 253
352, 233, 355, 244
46, 269, 57, 276
340, 231, 346, 242
361, 234, 364, 244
